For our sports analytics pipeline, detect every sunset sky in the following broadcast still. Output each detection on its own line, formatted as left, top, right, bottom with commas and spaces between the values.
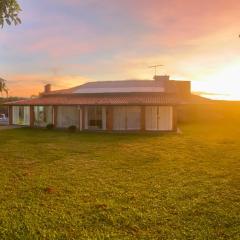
0, 0, 240, 99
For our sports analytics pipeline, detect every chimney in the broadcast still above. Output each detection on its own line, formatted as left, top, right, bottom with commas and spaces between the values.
153, 75, 170, 81
44, 84, 51, 93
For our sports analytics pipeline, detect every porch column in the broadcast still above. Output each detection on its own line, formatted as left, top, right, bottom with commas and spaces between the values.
79, 106, 83, 131
82, 106, 85, 130
8, 106, 13, 125
53, 106, 58, 127
141, 106, 146, 131
30, 106, 35, 127
172, 106, 178, 131
106, 106, 113, 131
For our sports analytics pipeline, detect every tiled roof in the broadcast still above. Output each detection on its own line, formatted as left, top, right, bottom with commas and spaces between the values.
6, 93, 179, 106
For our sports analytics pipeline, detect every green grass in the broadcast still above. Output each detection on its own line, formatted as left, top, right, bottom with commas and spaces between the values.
0, 121, 239, 239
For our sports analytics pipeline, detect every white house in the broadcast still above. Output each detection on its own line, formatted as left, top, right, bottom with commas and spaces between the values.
7, 75, 191, 131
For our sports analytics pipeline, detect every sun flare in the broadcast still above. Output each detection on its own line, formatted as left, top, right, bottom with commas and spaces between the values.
192, 62, 240, 100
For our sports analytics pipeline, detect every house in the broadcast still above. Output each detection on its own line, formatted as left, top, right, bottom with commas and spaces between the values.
6, 75, 192, 131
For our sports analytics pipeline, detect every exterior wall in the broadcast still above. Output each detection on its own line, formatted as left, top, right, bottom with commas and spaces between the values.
57, 106, 79, 128
145, 106, 173, 131
12, 106, 30, 126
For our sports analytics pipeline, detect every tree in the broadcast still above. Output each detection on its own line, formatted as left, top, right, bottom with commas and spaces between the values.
0, 0, 21, 27
0, 78, 8, 97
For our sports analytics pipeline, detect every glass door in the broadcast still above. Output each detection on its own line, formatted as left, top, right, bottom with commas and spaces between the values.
87, 106, 103, 130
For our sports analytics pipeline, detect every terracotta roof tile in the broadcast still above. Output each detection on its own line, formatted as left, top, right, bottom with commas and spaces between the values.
6, 94, 178, 106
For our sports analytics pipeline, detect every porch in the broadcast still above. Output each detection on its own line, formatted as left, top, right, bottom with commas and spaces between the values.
8, 105, 177, 131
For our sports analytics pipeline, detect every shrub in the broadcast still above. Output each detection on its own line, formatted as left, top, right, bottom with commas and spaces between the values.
68, 125, 77, 132
46, 123, 54, 130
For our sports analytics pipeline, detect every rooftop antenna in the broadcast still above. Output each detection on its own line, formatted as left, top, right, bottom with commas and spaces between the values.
148, 65, 164, 76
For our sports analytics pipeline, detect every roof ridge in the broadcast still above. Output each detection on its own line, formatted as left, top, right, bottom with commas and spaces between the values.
83, 79, 153, 84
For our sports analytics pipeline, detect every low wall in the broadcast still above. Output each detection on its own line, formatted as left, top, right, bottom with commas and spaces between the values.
177, 102, 240, 124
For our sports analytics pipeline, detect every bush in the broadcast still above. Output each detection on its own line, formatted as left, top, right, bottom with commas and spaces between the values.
68, 125, 77, 132
46, 123, 54, 130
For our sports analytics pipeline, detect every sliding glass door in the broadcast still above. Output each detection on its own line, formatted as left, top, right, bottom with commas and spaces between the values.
85, 106, 106, 130
34, 106, 53, 127
12, 106, 30, 126
113, 106, 141, 130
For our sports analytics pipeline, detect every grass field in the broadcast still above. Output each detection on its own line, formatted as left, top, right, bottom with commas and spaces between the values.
0, 118, 239, 239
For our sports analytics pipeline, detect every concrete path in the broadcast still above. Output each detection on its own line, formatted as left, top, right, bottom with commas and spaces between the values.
0, 125, 23, 130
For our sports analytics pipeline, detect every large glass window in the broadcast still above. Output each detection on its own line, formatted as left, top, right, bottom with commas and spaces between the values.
126, 107, 141, 130
34, 106, 53, 127
145, 106, 173, 131
57, 106, 79, 128
113, 107, 126, 130
12, 106, 30, 126
87, 106, 103, 129
19, 107, 24, 123
113, 106, 141, 130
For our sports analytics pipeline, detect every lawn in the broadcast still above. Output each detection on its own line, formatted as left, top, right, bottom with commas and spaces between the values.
0, 120, 239, 239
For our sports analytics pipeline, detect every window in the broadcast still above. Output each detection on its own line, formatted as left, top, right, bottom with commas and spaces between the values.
126, 107, 141, 130
12, 106, 30, 126
113, 106, 141, 130
34, 106, 53, 127
19, 106, 24, 123
57, 106, 79, 128
145, 106, 173, 131
87, 106, 103, 129
113, 107, 126, 130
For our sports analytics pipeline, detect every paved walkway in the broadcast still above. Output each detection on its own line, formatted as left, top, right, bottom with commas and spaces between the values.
0, 125, 22, 130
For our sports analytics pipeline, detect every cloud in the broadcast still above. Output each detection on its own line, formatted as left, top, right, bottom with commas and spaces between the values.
5, 73, 90, 97
1, 0, 240, 99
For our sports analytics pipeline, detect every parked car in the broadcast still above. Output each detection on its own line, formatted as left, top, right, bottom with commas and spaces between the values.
0, 114, 8, 125
0, 114, 7, 120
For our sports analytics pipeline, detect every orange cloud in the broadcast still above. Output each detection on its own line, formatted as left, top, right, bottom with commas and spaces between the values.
1, 0, 240, 99
6, 74, 90, 97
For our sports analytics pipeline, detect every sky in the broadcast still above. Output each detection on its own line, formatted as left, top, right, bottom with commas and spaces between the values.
0, 0, 240, 99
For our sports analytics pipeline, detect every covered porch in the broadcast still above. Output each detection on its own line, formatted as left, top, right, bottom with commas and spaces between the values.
8, 105, 177, 131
